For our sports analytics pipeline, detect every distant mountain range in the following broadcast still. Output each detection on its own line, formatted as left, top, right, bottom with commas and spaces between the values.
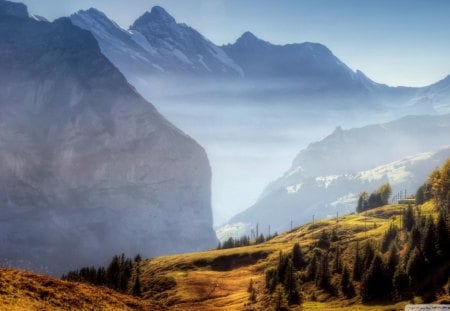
70, 7, 242, 78
0, 0, 216, 274
223, 114, 450, 236
69, 6, 450, 113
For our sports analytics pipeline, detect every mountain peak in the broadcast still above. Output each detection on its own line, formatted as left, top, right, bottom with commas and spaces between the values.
237, 31, 260, 42
148, 6, 175, 24
0, 0, 28, 18
233, 31, 270, 48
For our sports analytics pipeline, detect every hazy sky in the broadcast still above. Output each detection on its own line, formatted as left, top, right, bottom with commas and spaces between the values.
21, 0, 450, 87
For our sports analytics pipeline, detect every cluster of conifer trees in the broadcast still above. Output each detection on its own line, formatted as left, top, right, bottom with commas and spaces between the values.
357, 183, 392, 213
217, 232, 277, 250
62, 253, 142, 297
264, 159, 450, 309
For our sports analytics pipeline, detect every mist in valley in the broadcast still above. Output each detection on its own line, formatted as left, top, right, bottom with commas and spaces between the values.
130, 75, 432, 226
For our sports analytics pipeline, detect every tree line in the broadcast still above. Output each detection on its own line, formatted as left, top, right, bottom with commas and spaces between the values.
61, 253, 143, 297
357, 183, 392, 213
217, 232, 278, 250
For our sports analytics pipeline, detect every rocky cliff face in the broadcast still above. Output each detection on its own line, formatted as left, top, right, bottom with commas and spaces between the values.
0, 0, 216, 275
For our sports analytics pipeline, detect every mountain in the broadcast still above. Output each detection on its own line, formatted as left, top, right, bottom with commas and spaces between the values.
70, 7, 243, 78
408, 75, 450, 114
223, 31, 373, 89
69, 6, 450, 113
226, 114, 450, 234
0, 0, 216, 275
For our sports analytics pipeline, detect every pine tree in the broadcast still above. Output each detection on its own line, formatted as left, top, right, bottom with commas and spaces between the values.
317, 230, 330, 250
283, 260, 301, 305
247, 279, 256, 303
317, 252, 331, 291
132, 269, 142, 297
381, 224, 398, 253
362, 241, 375, 271
332, 245, 342, 273
134, 254, 142, 263
306, 250, 319, 282
408, 225, 422, 252
340, 266, 355, 298
352, 241, 362, 281
106, 255, 121, 289
378, 183, 392, 205
292, 243, 306, 270
403, 204, 415, 231
406, 246, 425, 290
272, 284, 289, 311
361, 254, 387, 302
357, 192, 369, 213
436, 211, 450, 261
386, 244, 399, 277
393, 266, 410, 300
265, 267, 278, 293
421, 217, 437, 264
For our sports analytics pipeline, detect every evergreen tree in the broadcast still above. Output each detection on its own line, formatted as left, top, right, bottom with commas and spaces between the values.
247, 279, 256, 303
408, 225, 422, 252
132, 268, 142, 297
317, 252, 331, 291
368, 192, 382, 209
332, 246, 342, 273
406, 247, 425, 290
362, 241, 375, 271
361, 254, 387, 302
106, 255, 121, 289
283, 260, 301, 305
306, 250, 319, 282
134, 254, 142, 263
403, 204, 415, 231
292, 243, 306, 270
378, 183, 392, 205
415, 184, 432, 205
317, 230, 330, 250
277, 251, 289, 284
357, 192, 369, 213
393, 267, 410, 300
272, 284, 289, 311
340, 266, 355, 298
381, 224, 398, 253
421, 217, 437, 264
436, 211, 450, 261
265, 267, 278, 293
386, 244, 399, 277
352, 241, 362, 281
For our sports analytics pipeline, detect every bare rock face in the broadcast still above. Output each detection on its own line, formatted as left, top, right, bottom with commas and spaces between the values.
0, 1, 216, 275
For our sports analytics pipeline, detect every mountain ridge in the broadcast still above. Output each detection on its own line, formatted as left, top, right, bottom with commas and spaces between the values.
0, 0, 217, 275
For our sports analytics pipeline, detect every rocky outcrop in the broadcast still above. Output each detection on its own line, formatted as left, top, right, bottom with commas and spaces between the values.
0, 0, 216, 275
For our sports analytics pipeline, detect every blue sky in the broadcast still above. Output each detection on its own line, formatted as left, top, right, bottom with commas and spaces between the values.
21, 0, 450, 87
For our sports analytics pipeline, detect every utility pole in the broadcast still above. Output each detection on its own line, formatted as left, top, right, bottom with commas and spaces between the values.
256, 223, 258, 239
313, 214, 315, 225
268, 225, 271, 239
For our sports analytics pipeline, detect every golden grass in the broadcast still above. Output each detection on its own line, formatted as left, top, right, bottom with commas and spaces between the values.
2, 202, 447, 310
0, 268, 164, 310
137, 202, 449, 310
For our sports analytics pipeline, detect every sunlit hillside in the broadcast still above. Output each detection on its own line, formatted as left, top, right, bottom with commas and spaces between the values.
136, 200, 449, 310
0, 268, 164, 310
